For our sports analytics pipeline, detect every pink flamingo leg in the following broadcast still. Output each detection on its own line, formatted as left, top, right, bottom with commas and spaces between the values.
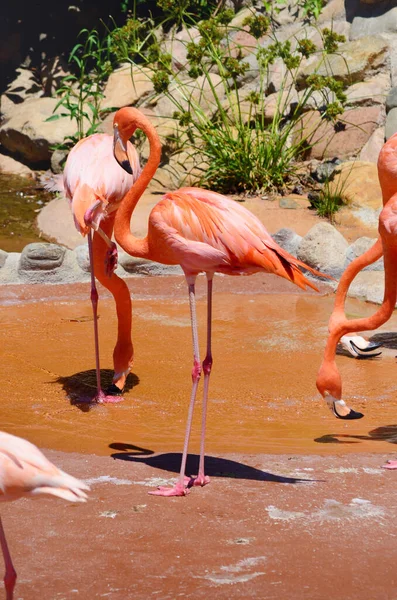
150, 276, 202, 497
0, 517, 16, 600
83, 208, 124, 405
190, 275, 213, 488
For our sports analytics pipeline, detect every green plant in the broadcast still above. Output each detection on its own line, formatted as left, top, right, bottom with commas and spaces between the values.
298, 0, 325, 21
47, 28, 114, 148
139, 13, 348, 194
308, 164, 353, 221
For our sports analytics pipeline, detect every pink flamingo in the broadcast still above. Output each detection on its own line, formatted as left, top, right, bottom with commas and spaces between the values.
316, 132, 397, 429
112, 107, 329, 497
0, 431, 89, 599
61, 134, 141, 402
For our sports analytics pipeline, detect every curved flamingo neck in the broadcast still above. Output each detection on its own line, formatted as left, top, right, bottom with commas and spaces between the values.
114, 114, 162, 258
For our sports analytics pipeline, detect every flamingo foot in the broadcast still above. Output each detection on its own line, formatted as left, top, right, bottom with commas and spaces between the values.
74, 390, 124, 405
96, 389, 124, 404
148, 482, 189, 497
382, 460, 397, 470
105, 242, 118, 277
189, 474, 210, 487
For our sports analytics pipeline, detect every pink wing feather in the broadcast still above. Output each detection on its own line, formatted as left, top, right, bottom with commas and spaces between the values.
149, 188, 325, 289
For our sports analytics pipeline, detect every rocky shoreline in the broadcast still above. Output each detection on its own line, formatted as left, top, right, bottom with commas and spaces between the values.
0, 221, 387, 306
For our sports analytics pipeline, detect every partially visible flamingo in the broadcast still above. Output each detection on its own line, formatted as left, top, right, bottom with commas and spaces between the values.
54, 134, 141, 402
112, 107, 330, 497
316, 132, 397, 424
0, 430, 89, 599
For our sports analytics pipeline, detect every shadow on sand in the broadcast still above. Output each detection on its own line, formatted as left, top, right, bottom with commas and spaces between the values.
315, 425, 397, 445
55, 369, 139, 412
109, 442, 314, 484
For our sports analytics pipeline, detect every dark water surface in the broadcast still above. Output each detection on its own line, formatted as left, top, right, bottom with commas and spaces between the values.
0, 173, 52, 251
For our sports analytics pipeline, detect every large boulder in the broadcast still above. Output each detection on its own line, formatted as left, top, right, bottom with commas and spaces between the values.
297, 36, 389, 89
294, 106, 383, 160
297, 222, 348, 277
0, 97, 78, 165
0, 154, 36, 178
101, 65, 154, 110
351, 7, 397, 39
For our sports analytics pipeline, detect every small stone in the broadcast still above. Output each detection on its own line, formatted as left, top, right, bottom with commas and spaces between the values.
312, 159, 342, 183
279, 197, 299, 209
19, 243, 66, 271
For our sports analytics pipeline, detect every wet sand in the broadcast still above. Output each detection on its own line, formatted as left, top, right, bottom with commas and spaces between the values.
1, 274, 397, 598
1, 274, 397, 456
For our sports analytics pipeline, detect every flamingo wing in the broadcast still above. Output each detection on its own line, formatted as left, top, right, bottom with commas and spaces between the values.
149, 188, 323, 289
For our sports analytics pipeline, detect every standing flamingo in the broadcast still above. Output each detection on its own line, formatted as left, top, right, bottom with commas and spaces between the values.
112, 107, 329, 497
60, 134, 141, 402
0, 430, 89, 599
316, 132, 397, 423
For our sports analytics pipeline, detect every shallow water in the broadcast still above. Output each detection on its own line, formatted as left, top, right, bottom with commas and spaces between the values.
0, 173, 52, 251
1, 274, 397, 458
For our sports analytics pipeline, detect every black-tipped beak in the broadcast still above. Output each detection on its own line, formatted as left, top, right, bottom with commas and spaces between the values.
350, 340, 382, 358
113, 125, 133, 174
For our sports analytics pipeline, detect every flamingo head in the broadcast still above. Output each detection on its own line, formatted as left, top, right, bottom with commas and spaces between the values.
113, 107, 142, 174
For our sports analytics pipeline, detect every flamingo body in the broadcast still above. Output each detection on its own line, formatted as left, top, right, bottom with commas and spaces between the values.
53, 134, 141, 400
148, 188, 321, 286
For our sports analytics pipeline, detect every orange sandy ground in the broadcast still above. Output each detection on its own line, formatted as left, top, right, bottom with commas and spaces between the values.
1, 275, 397, 599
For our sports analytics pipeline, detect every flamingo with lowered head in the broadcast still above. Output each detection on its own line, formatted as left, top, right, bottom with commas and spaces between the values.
0, 430, 89, 599
112, 107, 329, 497
54, 134, 141, 402
316, 132, 397, 426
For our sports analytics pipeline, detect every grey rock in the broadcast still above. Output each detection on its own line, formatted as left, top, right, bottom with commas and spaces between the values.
351, 7, 397, 39
19, 243, 66, 271
385, 107, 397, 139
0, 97, 86, 165
385, 86, 397, 112
279, 197, 299, 209
118, 251, 181, 276
347, 271, 386, 305
50, 148, 68, 174
312, 159, 342, 183
74, 244, 91, 272
272, 228, 302, 258
0, 253, 21, 284
0, 250, 8, 268
344, 237, 384, 271
297, 222, 348, 277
